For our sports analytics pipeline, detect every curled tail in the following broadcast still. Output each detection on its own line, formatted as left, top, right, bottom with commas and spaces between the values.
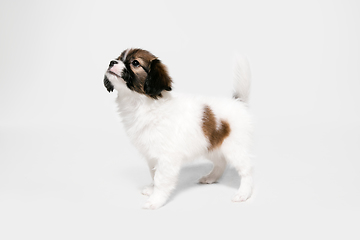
233, 55, 251, 104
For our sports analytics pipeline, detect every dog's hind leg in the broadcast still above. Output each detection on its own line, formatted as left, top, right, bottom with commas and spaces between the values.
199, 151, 227, 184
223, 148, 253, 202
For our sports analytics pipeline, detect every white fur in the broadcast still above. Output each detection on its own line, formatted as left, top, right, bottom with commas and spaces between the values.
122, 48, 131, 62
233, 54, 251, 103
105, 56, 253, 209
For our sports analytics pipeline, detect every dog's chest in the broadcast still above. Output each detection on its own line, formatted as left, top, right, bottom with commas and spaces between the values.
121, 109, 170, 153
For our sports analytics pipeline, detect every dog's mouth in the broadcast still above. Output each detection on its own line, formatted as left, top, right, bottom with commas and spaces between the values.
107, 69, 121, 78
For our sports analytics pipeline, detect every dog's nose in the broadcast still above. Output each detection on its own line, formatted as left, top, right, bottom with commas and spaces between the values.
109, 60, 118, 68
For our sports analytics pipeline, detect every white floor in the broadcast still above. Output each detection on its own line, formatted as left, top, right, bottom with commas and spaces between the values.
1, 121, 359, 240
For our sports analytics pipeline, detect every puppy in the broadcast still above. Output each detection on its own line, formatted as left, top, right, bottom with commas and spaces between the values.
104, 48, 253, 209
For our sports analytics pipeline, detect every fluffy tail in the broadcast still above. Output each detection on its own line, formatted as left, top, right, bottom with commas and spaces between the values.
233, 55, 251, 104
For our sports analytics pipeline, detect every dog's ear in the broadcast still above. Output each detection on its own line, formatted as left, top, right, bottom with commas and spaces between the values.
144, 59, 172, 99
104, 75, 114, 92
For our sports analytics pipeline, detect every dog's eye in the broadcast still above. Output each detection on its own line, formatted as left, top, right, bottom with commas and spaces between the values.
132, 60, 140, 67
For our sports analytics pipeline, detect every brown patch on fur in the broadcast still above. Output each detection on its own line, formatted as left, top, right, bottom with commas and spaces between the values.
144, 59, 172, 99
202, 105, 231, 150
118, 49, 156, 70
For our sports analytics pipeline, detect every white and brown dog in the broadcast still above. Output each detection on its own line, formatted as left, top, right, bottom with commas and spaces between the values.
104, 48, 253, 209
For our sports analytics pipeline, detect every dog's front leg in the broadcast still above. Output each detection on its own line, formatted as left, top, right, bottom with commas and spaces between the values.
143, 158, 181, 210
141, 158, 157, 196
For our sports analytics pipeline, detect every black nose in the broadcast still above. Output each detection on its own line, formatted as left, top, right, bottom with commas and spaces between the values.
109, 60, 118, 67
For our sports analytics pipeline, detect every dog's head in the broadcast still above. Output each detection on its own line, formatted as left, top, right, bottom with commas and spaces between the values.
104, 48, 172, 99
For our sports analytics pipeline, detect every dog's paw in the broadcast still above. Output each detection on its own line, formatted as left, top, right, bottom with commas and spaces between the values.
141, 185, 154, 196
142, 192, 167, 210
199, 175, 218, 184
231, 190, 252, 202
142, 199, 166, 210
232, 194, 249, 202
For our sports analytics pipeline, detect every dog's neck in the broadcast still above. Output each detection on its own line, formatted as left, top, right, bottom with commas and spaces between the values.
116, 90, 173, 125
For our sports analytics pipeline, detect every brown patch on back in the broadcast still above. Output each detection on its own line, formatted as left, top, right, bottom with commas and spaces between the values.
202, 105, 231, 150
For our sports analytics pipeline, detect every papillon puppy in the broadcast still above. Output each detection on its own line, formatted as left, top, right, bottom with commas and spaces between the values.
104, 48, 253, 209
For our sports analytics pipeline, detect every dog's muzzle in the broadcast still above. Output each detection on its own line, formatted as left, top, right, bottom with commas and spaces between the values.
104, 60, 122, 93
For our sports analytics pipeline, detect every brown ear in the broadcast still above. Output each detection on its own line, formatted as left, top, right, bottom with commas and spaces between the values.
144, 59, 172, 99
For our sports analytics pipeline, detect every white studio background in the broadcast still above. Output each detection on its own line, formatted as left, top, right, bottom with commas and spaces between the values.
0, 0, 359, 239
